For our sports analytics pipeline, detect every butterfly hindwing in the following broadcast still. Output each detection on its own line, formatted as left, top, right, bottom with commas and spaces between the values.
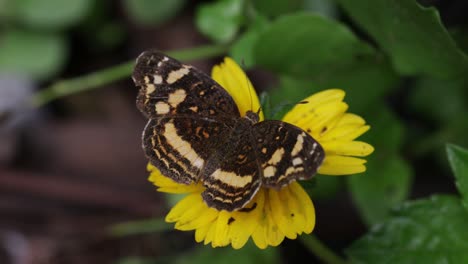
200, 118, 261, 211
143, 118, 232, 184
252, 120, 325, 188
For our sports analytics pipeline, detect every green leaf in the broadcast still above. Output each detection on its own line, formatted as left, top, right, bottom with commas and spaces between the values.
303, 0, 338, 18
252, 0, 303, 17
175, 243, 279, 264
254, 13, 376, 80
123, 0, 186, 26
409, 76, 468, 124
269, 61, 399, 119
346, 195, 468, 263
348, 156, 412, 225
256, 13, 399, 114
346, 104, 411, 225
196, 0, 245, 43
305, 175, 343, 200
338, 0, 468, 78
447, 144, 468, 210
359, 104, 404, 154
0, 30, 67, 80
229, 15, 269, 68
10, 0, 92, 30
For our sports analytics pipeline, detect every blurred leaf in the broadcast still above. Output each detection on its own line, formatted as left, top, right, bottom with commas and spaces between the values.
0, 30, 67, 80
447, 144, 468, 210
259, 92, 272, 119
175, 243, 279, 264
196, 0, 245, 43
269, 57, 398, 115
409, 77, 468, 124
338, 0, 468, 78
257, 13, 399, 114
11, 0, 92, 30
346, 195, 468, 263
347, 104, 410, 225
305, 175, 343, 200
229, 15, 269, 68
254, 13, 376, 80
252, 0, 303, 17
407, 73, 468, 159
316, 58, 399, 113
450, 27, 468, 55
303, 0, 338, 18
94, 22, 127, 49
123, 0, 186, 26
269, 76, 310, 108
360, 104, 404, 154
348, 156, 412, 225
409, 116, 468, 161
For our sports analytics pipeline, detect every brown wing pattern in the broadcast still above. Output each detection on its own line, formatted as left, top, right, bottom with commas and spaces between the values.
200, 118, 261, 211
143, 118, 231, 184
133, 51, 240, 185
134, 50, 325, 212
252, 121, 325, 188
133, 50, 240, 120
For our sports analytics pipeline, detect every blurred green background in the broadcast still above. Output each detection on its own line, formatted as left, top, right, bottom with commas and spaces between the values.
1, 0, 468, 263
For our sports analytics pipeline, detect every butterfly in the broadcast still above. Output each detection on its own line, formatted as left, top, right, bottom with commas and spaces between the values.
132, 50, 324, 211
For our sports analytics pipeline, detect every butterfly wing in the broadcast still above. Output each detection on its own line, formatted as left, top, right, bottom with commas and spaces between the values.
200, 119, 261, 211
133, 51, 240, 184
133, 50, 240, 119
253, 120, 325, 188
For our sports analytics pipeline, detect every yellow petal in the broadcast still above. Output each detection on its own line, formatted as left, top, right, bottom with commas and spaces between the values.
318, 155, 367, 175
252, 222, 268, 249
195, 224, 210, 243
211, 57, 263, 120
320, 124, 370, 142
174, 202, 218, 231
282, 89, 345, 124
290, 101, 348, 138
335, 113, 366, 126
268, 186, 305, 239
148, 164, 202, 193
321, 141, 375, 157
265, 206, 285, 246
204, 222, 216, 245
213, 211, 231, 247
165, 193, 202, 223
289, 182, 315, 233
252, 195, 286, 248
229, 189, 265, 249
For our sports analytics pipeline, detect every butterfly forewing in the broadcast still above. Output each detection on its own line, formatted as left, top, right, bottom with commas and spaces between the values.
133, 50, 240, 119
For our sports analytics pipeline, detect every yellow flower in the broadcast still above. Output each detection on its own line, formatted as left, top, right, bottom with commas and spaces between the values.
148, 57, 374, 249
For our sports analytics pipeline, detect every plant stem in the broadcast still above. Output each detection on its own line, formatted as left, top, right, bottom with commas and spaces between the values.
300, 235, 348, 264
31, 44, 229, 107
108, 217, 172, 237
